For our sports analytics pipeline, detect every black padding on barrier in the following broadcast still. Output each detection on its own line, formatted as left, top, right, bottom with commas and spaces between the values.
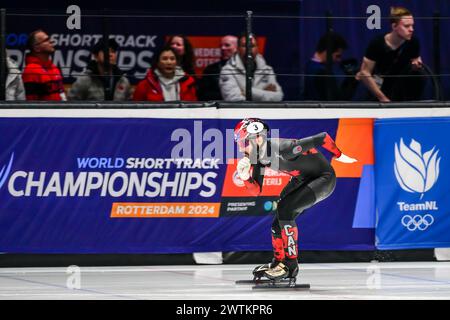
0, 250, 435, 267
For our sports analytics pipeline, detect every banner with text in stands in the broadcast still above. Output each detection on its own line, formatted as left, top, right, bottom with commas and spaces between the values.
0, 117, 374, 253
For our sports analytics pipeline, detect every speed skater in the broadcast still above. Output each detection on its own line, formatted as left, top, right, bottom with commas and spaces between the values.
234, 118, 357, 281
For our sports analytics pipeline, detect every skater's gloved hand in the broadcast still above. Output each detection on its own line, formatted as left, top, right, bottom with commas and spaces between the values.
335, 153, 358, 163
237, 157, 251, 181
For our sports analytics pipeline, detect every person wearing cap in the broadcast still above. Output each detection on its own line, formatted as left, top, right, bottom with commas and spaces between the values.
68, 39, 131, 101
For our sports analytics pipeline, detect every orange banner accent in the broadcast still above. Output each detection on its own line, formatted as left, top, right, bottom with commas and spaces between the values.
331, 118, 374, 178
110, 202, 220, 218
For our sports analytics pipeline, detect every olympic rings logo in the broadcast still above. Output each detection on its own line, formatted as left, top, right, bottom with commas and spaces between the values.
401, 214, 434, 231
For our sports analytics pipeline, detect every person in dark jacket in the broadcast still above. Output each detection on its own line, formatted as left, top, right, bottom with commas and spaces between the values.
303, 32, 358, 101
133, 45, 197, 102
197, 35, 238, 101
68, 39, 131, 101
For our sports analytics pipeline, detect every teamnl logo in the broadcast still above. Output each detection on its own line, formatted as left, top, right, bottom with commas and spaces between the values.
0, 153, 14, 191
394, 138, 440, 232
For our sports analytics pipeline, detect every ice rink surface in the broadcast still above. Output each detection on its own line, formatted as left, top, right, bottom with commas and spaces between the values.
1, 262, 450, 300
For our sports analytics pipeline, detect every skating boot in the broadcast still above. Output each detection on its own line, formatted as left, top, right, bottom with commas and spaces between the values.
252, 263, 309, 290
252, 259, 281, 280
263, 262, 299, 287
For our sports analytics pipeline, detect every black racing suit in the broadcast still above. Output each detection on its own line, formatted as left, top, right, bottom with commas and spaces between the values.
243, 132, 341, 270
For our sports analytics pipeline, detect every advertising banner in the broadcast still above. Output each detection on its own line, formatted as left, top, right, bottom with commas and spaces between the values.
375, 117, 450, 249
0, 117, 374, 253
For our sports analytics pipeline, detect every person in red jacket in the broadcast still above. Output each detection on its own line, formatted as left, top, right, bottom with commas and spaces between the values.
133, 45, 197, 102
22, 29, 66, 101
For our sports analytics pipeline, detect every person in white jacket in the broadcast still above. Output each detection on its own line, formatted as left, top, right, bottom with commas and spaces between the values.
4, 56, 26, 101
219, 34, 283, 102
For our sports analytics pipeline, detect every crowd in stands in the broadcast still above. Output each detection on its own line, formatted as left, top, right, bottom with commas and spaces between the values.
2, 6, 428, 103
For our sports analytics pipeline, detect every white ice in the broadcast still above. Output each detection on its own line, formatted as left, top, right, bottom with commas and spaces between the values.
1, 262, 450, 300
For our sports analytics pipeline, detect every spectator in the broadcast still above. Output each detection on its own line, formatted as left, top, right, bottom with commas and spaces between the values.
303, 32, 358, 100
68, 39, 131, 101
3, 54, 25, 100
22, 29, 66, 101
133, 45, 197, 101
197, 35, 238, 101
167, 35, 196, 77
219, 34, 283, 102
356, 6, 425, 102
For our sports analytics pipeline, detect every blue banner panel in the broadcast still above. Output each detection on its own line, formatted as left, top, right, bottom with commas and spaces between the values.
375, 118, 450, 249
0, 118, 374, 253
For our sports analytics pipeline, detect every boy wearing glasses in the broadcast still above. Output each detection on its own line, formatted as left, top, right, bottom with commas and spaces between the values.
22, 29, 66, 101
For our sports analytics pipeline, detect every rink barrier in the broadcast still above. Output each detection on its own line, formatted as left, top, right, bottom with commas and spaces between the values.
0, 102, 450, 253
2, 101, 450, 110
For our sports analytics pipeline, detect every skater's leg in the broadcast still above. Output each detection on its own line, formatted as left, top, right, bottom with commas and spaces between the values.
278, 185, 316, 274
265, 174, 336, 281
271, 218, 285, 262
263, 185, 316, 281
252, 218, 284, 278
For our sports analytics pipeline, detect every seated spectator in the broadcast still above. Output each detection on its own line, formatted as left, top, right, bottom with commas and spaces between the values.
356, 6, 426, 102
3, 53, 25, 100
167, 35, 196, 77
197, 35, 238, 101
303, 32, 358, 100
219, 34, 283, 101
22, 29, 66, 101
68, 39, 131, 101
133, 45, 197, 101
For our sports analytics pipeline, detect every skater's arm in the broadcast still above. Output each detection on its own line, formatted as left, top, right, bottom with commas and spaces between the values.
311, 132, 358, 163
316, 132, 342, 157
281, 133, 357, 163
245, 162, 265, 196
281, 132, 341, 159
237, 158, 265, 196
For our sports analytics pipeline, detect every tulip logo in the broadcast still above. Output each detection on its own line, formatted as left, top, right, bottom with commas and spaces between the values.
394, 139, 440, 199
0, 153, 14, 190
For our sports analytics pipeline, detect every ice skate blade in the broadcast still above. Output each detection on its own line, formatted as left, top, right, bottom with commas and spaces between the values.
235, 279, 290, 285
252, 283, 310, 290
